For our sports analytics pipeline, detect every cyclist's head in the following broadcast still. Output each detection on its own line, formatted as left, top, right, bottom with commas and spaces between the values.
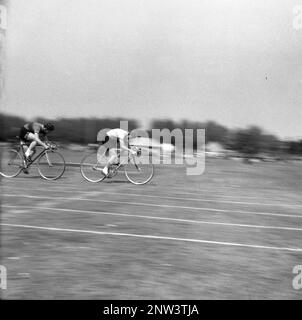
44, 123, 55, 132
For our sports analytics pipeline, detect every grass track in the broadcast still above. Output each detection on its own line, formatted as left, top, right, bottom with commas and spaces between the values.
1, 153, 302, 299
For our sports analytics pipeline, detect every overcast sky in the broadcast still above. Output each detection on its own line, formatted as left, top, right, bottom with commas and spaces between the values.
2, 0, 302, 138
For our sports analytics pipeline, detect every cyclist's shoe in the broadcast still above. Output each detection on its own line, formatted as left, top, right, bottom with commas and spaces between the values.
101, 167, 109, 177
23, 158, 28, 168
22, 168, 29, 174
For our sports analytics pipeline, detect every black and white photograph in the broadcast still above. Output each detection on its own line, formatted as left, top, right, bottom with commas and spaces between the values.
0, 0, 302, 303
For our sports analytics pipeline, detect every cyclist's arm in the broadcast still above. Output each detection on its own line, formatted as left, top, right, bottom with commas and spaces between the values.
119, 138, 135, 154
32, 123, 49, 149
32, 133, 49, 149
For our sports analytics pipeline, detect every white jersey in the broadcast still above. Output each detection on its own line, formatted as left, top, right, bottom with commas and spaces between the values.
106, 129, 129, 141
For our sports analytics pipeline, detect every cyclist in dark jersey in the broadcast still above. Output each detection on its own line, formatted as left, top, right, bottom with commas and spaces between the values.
19, 122, 55, 161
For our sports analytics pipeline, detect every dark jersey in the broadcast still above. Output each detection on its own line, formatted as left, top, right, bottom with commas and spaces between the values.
19, 122, 46, 141
24, 122, 45, 135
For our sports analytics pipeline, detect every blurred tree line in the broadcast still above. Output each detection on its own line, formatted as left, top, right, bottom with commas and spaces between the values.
0, 113, 137, 144
150, 119, 302, 157
0, 113, 301, 156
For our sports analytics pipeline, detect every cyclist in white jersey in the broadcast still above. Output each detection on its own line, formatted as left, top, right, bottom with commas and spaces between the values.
99, 128, 136, 176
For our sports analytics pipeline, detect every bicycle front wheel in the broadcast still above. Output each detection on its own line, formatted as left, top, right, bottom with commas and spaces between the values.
0, 149, 23, 178
125, 155, 154, 185
37, 151, 66, 180
80, 152, 107, 183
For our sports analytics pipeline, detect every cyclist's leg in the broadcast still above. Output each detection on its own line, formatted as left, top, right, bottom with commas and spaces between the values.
19, 127, 29, 154
24, 133, 37, 158
19, 128, 32, 170
109, 148, 119, 164
20, 141, 28, 155
19, 140, 30, 173
102, 148, 118, 175
100, 137, 119, 175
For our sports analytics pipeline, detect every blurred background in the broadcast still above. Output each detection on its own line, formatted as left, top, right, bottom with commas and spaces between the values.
1, 114, 302, 161
0, 0, 301, 159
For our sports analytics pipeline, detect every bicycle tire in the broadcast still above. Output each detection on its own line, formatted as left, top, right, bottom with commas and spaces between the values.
80, 151, 107, 183
0, 149, 23, 178
37, 150, 66, 180
124, 155, 154, 185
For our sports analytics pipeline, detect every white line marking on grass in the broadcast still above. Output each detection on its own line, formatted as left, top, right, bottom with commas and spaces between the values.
5, 180, 301, 203
0, 181, 272, 200
3, 185, 302, 209
3, 204, 302, 231
2, 193, 302, 219
180, 190, 268, 200
63, 190, 302, 208
64, 246, 92, 250
1, 222, 302, 252
1, 180, 246, 193
180, 191, 302, 204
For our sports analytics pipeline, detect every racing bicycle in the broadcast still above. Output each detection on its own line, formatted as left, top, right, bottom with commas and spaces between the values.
80, 145, 154, 185
0, 137, 66, 180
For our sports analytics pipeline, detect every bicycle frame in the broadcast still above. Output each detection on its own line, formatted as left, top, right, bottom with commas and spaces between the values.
19, 142, 54, 168
81, 146, 152, 184
0, 138, 65, 180
107, 153, 140, 176
93, 147, 136, 174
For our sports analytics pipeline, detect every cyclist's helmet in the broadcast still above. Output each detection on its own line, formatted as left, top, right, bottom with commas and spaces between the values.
44, 123, 55, 131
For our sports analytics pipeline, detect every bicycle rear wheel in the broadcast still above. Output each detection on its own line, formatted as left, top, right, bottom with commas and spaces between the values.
37, 151, 66, 180
80, 151, 107, 183
0, 149, 23, 178
125, 155, 154, 185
